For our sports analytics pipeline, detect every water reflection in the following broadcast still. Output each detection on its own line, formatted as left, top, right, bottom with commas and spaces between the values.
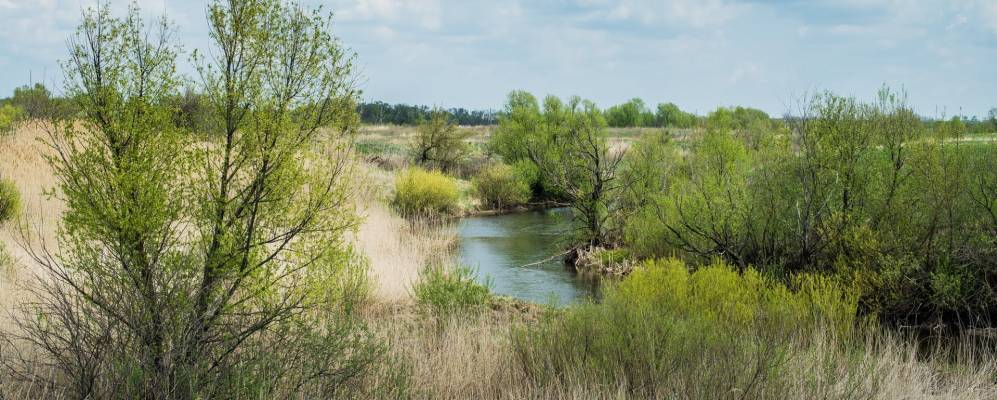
457, 208, 597, 305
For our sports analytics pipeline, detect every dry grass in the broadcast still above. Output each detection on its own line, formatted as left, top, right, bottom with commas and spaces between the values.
0, 123, 62, 317
358, 124, 495, 147
348, 161, 459, 301
356, 124, 661, 150
361, 305, 997, 399
354, 202, 457, 301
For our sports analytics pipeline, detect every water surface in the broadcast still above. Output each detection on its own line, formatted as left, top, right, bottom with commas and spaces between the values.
457, 208, 596, 304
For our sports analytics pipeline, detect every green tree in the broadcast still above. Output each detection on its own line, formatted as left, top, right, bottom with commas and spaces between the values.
4, 1, 384, 398
490, 91, 571, 199
11, 83, 52, 119
654, 102, 696, 128
604, 97, 652, 127
490, 90, 541, 163
411, 108, 471, 172
530, 97, 628, 246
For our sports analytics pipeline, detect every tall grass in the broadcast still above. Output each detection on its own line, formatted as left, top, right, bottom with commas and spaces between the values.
413, 264, 490, 317
0, 178, 20, 224
363, 302, 997, 399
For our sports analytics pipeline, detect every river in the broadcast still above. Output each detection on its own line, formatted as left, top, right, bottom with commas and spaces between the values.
457, 208, 597, 305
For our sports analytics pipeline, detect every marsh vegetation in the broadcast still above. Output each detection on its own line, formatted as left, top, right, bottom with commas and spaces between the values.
0, 1, 996, 399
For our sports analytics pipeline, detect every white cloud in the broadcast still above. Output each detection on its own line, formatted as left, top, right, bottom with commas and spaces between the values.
594, 0, 746, 28
336, 0, 442, 31
979, 1, 997, 35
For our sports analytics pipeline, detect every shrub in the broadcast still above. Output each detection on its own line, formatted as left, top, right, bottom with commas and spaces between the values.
472, 163, 531, 209
413, 264, 490, 316
513, 259, 861, 397
0, 104, 24, 135
411, 109, 472, 172
0, 178, 20, 223
393, 167, 460, 217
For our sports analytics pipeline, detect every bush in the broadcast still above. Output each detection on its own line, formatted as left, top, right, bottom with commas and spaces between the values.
411, 109, 472, 172
413, 264, 490, 316
0, 104, 24, 135
472, 163, 531, 209
0, 178, 20, 223
513, 259, 861, 397
393, 167, 460, 217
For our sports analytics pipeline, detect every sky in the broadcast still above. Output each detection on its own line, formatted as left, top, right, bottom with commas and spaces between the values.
1, 0, 995, 117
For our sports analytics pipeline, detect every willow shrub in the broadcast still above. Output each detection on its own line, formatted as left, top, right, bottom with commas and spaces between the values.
512, 259, 861, 397
472, 163, 531, 210
393, 167, 460, 217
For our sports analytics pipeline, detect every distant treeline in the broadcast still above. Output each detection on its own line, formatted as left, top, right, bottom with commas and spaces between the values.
3, 84, 997, 134
358, 101, 498, 126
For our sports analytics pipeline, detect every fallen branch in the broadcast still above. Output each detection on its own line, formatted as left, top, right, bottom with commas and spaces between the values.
517, 250, 572, 269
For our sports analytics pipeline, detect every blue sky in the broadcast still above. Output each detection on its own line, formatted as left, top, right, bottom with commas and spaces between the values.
1, 0, 995, 117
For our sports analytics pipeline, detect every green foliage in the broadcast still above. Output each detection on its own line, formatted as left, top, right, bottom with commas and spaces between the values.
706, 105, 775, 149
490, 92, 573, 201
358, 101, 495, 125
625, 129, 756, 264
604, 98, 654, 127
168, 89, 211, 133
706, 106, 771, 130
510, 159, 541, 196
355, 139, 405, 158
619, 87, 997, 328
529, 97, 627, 245
1, 1, 390, 398
393, 167, 460, 216
7, 83, 79, 120
411, 108, 472, 172
11, 83, 51, 119
655, 102, 697, 128
472, 162, 532, 209
0, 104, 23, 135
490, 90, 542, 163
513, 259, 860, 397
0, 178, 20, 223
413, 264, 490, 316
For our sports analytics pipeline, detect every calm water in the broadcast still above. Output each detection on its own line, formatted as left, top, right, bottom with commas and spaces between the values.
457, 208, 597, 305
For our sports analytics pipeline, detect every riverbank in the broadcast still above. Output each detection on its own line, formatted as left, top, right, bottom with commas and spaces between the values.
460, 200, 569, 217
